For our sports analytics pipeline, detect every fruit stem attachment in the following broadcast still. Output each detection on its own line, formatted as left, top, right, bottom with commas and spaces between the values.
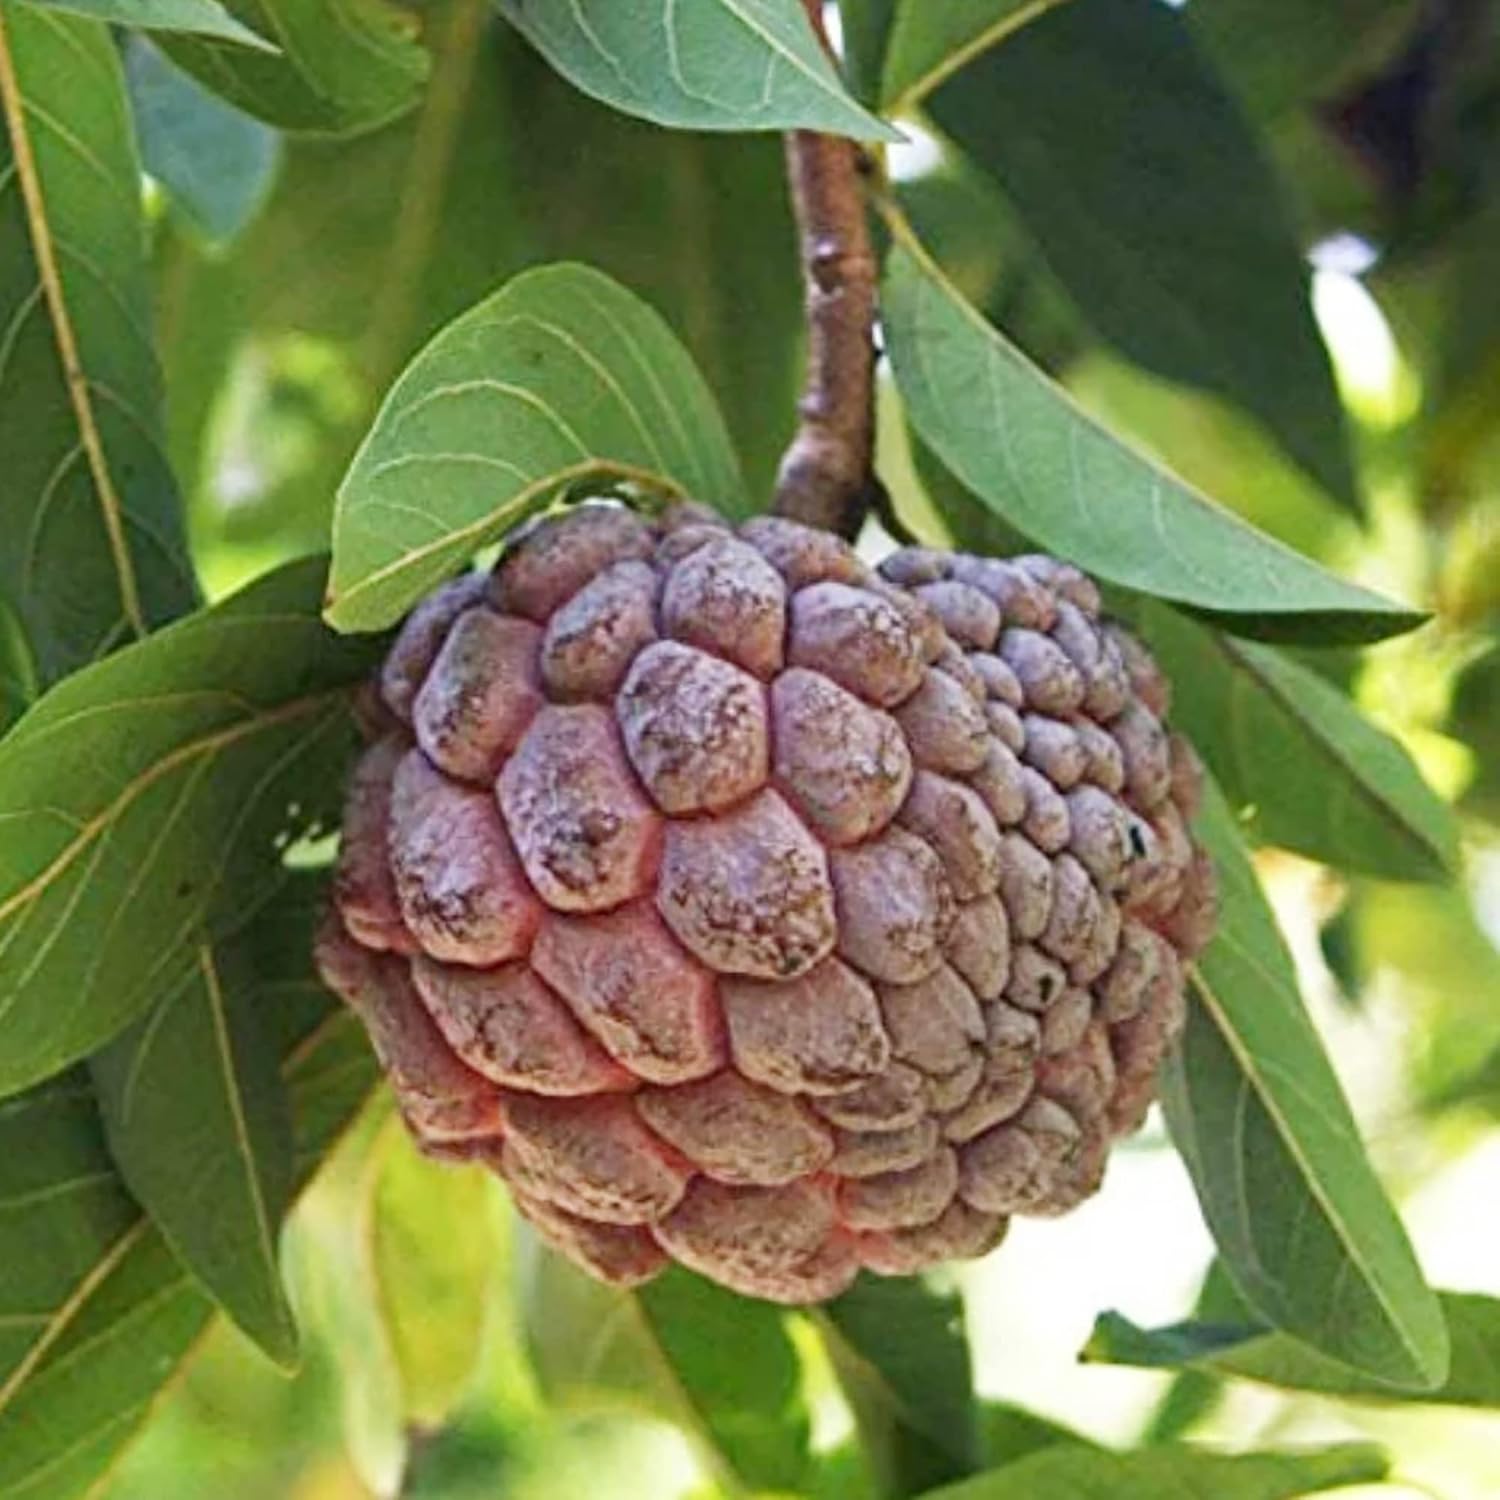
772, 0, 881, 540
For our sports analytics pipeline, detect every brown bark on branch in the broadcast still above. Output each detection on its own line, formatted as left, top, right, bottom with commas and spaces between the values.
771, 0, 880, 539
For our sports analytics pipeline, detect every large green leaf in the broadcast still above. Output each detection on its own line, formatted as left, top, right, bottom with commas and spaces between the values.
520, 1251, 812, 1492
0, 557, 379, 1097
91, 940, 299, 1367
127, 39, 281, 246
818, 1275, 983, 1497
926, 0, 1357, 511
0, 879, 377, 1500
495, 0, 896, 140
1086, 1291, 1500, 1409
837, 0, 896, 104
20, 0, 273, 48
880, 0, 1064, 110
882, 237, 1417, 642
1123, 600, 1457, 881
159, 0, 427, 135
915, 1441, 1388, 1500
1160, 779, 1449, 1390
327, 262, 747, 633
0, 5, 196, 686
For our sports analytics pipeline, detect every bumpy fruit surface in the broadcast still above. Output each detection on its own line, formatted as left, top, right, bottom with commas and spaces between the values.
317, 502, 1217, 1302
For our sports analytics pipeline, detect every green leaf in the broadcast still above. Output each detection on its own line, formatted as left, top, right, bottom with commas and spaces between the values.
371, 1122, 496, 1424
1123, 599, 1458, 881
1085, 1291, 1500, 1409
520, 1250, 812, 1492
837, 0, 896, 105
0, 556, 379, 1097
0, 5, 197, 686
882, 237, 1419, 643
818, 1275, 983, 1497
327, 262, 747, 633
159, 0, 427, 136
0, 594, 36, 734
91, 939, 299, 1367
880, 0, 1064, 110
19, 0, 274, 49
925, 0, 1357, 512
1160, 777, 1449, 1390
0, 878, 378, 1500
127, 38, 281, 245
495, 0, 897, 140
1188, 0, 1416, 122
914, 1440, 1388, 1500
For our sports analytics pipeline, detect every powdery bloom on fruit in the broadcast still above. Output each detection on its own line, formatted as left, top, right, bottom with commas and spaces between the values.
317, 505, 1218, 1304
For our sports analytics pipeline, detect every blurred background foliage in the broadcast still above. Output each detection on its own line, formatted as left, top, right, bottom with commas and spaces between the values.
13, 0, 1500, 1494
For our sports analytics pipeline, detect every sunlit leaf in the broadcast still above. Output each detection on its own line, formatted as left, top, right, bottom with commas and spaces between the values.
882, 237, 1417, 642
521, 1249, 812, 1492
0, 557, 378, 1096
327, 263, 747, 633
927, 0, 1357, 511
91, 940, 299, 1367
819, 1275, 983, 1497
1160, 779, 1449, 1390
159, 0, 427, 136
1086, 1291, 1500, 1408
0, 5, 197, 686
127, 39, 281, 245
372, 1124, 496, 1424
0, 878, 376, 1500
915, 1440, 1388, 1499
20, 0, 273, 49
880, 0, 1064, 110
1123, 599, 1458, 881
496, 0, 897, 140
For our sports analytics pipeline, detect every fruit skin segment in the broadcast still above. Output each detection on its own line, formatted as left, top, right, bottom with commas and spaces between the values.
317, 501, 1218, 1302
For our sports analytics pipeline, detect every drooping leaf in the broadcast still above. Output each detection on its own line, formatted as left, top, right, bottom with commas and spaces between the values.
1086, 1291, 1500, 1409
0, 556, 379, 1097
91, 941, 299, 1367
1121, 599, 1458, 881
880, 0, 1064, 110
914, 1440, 1388, 1500
0, 878, 377, 1500
818, 1275, 983, 1497
127, 39, 281, 245
1160, 778, 1449, 1390
0, 5, 197, 685
327, 262, 747, 633
926, 0, 1358, 511
159, 0, 427, 136
20, 0, 274, 49
520, 1249, 812, 1492
371, 1122, 496, 1425
882, 237, 1419, 642
495, 0, 897, 140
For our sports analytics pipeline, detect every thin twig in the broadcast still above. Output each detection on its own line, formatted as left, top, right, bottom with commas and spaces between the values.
771, 0, 880, 539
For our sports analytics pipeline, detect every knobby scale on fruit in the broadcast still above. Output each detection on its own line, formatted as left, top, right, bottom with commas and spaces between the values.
318, 501, 1218, 1302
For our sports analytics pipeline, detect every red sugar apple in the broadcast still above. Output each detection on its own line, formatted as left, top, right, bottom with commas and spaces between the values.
317, 501, 1217, 1302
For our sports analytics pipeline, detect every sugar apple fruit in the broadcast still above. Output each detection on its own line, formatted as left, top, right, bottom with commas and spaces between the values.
317, 502, 1217, 1302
